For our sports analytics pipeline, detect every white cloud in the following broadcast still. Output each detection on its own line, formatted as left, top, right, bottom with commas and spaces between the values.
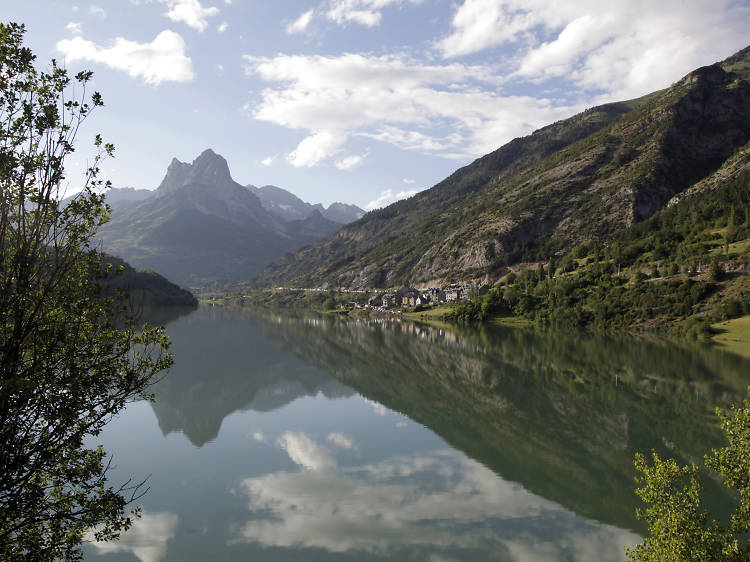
245, 53, 494, 125
326, 432, 355, 449
162, 0, 219, 32
277, 431, 337, 472
438, 0, 750, 99
252, 431, 265, 442
287, 130, 347, 168
326, 0, 421, 27
217, 21, 228, 32
327, 0, 381, 27
437, 0, 526, 58
363, 126, 462, 153
334, 155, 364, 170
402, 178, 415, 184
66, 22, 83, 35
89, 4, 106, 17
244, 52, 574, 162
366, 188, 421, 210
86, 511, 178, 562
233, 450, 639, 557
365, 190, 394, 210
243, 2, 749, 169
287, 9, 315, 34
57, 30, 194, 85
261, 157, 274, 166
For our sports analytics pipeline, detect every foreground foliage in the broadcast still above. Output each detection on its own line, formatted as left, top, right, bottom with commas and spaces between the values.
626, 393, 750, 560
0, 23, 171, 559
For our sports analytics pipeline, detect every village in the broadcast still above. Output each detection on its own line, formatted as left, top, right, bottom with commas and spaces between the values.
361, 281, 490, 310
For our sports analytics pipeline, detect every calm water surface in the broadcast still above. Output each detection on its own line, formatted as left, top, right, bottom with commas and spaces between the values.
84, 306, 750, 561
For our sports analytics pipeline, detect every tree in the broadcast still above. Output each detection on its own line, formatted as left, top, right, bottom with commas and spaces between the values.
323, 295, 337, 310
709, 258, 724, 282
0, 23, 171, 559
626, 391, 750, 561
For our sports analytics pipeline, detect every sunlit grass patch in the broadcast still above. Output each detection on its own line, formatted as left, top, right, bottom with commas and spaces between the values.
712, 315, 750, 359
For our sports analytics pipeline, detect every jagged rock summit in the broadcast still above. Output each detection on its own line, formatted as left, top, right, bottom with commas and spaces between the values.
157, 149, 235, 195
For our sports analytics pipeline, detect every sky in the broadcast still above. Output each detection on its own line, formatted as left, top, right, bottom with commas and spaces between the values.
6, 0, 750, 209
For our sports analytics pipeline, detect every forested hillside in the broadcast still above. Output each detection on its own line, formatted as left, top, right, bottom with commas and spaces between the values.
449, 152, 750, 333
99, 255, 198, 308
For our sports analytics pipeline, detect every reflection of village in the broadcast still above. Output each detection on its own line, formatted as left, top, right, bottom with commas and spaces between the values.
364, 281, 489, 310
270, 312, 486, 355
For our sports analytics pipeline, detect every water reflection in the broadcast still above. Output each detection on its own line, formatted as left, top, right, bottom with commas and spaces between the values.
233, 433, 638, 561
252, 314, 750, 533
86, 511, 178, 562
89, 307, 750, 561
146, 307, 353, 445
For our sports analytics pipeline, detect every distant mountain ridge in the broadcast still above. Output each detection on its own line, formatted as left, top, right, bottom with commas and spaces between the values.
247, 184, 364, 224
100, 164, 364, 226
96, 149, 360, 286
100, 187, 153, 205
256, 45, 750, 290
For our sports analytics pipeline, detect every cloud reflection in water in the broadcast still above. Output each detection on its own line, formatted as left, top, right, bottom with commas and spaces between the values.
233, 432, 639, 560
87, 511, 178, 562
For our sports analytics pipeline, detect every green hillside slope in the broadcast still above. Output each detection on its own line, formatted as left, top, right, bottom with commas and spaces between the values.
257, 46, 750, 291
448, 146, 750, 333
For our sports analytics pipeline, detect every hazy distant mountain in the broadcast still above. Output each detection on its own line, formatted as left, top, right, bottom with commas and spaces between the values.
96, 149, 341, 286
320, 202, 366, 224
61, 186, 153, 211
248, 184, 365, 224
247, 184, 312, 222
102, 187, 153, 206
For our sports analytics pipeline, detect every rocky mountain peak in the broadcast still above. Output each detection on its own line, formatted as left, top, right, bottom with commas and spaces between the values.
157, 157, 192, 194
191, 148, 232, 177
156, 149, 234, 195
186, 149, 233, 187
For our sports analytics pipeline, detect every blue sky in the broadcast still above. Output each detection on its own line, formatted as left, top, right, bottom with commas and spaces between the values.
6, 0, 750, 208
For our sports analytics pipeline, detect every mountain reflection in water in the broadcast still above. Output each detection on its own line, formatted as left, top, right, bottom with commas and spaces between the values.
147, 307, 354, 446
252, 313, 750, 534
85, 307, 750, 561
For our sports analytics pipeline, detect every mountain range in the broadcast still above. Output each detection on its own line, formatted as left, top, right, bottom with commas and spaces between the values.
256, 46, 750, 290
247, 184, 364, 224
95, 150, 365, 286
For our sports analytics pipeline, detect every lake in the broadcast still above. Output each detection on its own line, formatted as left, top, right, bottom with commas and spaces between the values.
84, 306, 750, 561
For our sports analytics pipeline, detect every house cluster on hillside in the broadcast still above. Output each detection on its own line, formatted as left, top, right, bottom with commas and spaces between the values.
371, 282, 488, 309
